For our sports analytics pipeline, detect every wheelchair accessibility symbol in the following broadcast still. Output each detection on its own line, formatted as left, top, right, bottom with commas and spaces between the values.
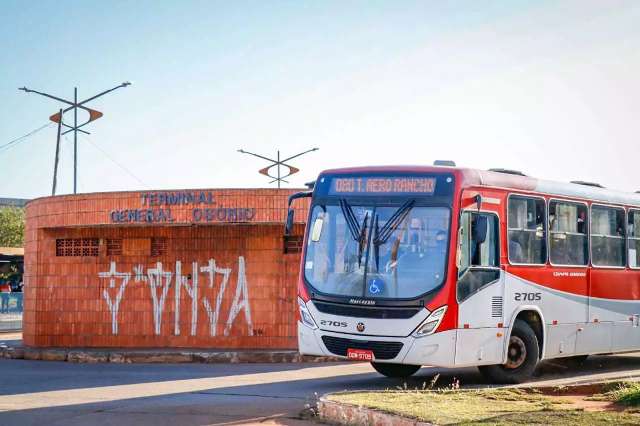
368, 279, 384, 295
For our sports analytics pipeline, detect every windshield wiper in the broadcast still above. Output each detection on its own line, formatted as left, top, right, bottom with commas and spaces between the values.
339, 199, 361, 241
339, 199, 369, 267
372, 199, 415, 270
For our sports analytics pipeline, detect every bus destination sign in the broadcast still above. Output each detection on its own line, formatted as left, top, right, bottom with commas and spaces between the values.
330, 177, 437, 195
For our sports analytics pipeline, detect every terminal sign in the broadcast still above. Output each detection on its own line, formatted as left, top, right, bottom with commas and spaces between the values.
330, 177, 436, 195
110, 191, 256, 224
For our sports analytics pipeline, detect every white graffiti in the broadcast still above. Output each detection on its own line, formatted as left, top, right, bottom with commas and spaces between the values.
147, 262, 173, 335
98, 262, 131, 335
224, 256, 253, 336
133, 264, 148, 282
174, 261, 199, 336
98, 257, 253, 337
201, 259, 231, 337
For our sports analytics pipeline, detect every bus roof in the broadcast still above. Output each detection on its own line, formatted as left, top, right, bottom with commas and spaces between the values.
319, 165, 640, 207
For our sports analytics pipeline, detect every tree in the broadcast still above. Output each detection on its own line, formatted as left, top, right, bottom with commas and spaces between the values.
0, 207, 25, 247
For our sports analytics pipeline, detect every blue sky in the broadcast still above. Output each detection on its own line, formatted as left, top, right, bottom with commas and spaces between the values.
1, 0, 640, 198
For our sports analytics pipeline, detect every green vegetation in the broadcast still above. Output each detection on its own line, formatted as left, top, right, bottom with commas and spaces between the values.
589, 381, 640, 407
0, 207, 25, 247
328, 383, 640, 425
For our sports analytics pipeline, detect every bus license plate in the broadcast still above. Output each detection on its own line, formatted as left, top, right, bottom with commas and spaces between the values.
347, 348, 374, 361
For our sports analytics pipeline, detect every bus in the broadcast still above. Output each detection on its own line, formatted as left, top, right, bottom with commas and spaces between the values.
284, 163, 640, 383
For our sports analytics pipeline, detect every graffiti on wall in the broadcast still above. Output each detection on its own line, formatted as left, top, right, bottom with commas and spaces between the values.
99, 256, 253, 337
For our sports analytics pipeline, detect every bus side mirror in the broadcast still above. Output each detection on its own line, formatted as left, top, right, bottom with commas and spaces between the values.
284, 209, 294, 236
283, 190, 312, 237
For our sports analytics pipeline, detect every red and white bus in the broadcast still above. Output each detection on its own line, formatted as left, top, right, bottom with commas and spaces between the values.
285, 163, 640, 383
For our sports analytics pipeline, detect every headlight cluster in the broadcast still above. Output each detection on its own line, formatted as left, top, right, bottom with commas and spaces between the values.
413, 306, 447, 337
298, 297, 317, 329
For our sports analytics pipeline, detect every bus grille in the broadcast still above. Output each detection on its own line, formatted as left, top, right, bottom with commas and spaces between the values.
492, 296, 503, 318
321, 336, 404, 360
313, 301, 422, 319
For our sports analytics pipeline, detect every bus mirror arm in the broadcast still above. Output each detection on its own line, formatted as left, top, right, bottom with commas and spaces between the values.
284, 191, 312, 236
455, 226, 463, 270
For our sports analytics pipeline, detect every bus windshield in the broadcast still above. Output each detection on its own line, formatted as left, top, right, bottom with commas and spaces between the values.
304, 201, 450, 299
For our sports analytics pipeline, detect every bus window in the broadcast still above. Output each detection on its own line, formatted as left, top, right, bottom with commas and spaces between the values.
628, 210, 640, 268
549, 201, 588, 266
591, 206, 625, 267
508, 196, 546, 264
457, 211, 500, 301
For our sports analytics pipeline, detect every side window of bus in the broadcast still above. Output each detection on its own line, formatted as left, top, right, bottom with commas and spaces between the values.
549, 201, 588, 266
457, 211, 500, 302
591, 206, 625, 267
508, 196, 546, 264
628, 211, 640, 268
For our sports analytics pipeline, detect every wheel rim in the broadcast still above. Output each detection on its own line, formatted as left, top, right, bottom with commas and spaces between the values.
505, 335, 526, 369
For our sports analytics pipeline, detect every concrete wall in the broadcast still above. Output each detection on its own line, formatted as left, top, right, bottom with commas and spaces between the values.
23, 189, 308, 349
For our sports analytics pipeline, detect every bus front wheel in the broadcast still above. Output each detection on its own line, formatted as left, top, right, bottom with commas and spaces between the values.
371, 362, 421, 378
478, 319, 539, 384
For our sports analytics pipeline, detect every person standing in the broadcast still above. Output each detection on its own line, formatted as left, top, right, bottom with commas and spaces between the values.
0, 280, 10, 314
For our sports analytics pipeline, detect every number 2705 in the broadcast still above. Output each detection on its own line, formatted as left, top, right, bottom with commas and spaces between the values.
514, 292, 541, 301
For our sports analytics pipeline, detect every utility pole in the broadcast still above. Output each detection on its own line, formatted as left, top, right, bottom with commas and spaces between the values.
52, 108, 62, 196
237, 148, 319, 188
19, 82, 131, 194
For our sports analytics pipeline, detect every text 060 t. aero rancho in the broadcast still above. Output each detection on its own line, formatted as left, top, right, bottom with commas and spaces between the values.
285, 162, 640, 384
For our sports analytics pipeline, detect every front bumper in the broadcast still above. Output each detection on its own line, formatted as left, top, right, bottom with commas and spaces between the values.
298, 321, 457, 367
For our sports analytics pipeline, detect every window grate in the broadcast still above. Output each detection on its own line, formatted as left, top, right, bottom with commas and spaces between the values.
56, 238, 99, 257
283, 235, 304, 254
106, 239, 123, 256
151, 237, 167, 256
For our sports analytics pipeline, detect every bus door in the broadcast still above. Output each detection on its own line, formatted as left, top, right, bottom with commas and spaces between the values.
455, 192, 506, 366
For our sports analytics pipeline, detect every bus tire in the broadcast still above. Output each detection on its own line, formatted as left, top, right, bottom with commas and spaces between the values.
371, 362, 421, 378
478, 319, 539, 384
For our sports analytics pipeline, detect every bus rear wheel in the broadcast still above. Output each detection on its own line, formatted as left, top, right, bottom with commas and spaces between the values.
478, 319, 539, 384
371, 362, 421, 378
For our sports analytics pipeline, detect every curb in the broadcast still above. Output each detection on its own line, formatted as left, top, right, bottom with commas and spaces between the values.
318, 395, 434, 426
0, 345, 340, 364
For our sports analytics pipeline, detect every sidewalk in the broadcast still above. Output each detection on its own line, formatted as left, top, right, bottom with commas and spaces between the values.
0, 314, 22, 332
0, 333, 338, 364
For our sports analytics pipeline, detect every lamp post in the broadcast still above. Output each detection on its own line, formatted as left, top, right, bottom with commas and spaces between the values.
238, 148, 319, 188
19, 82, 131, 194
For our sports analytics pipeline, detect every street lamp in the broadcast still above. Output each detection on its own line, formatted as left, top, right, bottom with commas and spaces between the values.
19, 82, 131, 194
238, 148, 319, 188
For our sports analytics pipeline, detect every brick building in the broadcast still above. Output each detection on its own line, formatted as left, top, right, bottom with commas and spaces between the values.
23, 189, 308, 349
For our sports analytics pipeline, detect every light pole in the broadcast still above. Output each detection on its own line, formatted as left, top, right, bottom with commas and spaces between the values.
19, 82, 131, 194
237, 148, 319, 188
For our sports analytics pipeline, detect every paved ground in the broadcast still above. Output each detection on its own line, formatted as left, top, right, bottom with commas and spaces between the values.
3, 332, 640, 425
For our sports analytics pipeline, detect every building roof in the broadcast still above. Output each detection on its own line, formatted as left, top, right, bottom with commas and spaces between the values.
26, 188, 310, 229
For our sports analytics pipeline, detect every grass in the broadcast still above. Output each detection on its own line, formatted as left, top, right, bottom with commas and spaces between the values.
328, 383, 640, 425
589, 381, 640, 407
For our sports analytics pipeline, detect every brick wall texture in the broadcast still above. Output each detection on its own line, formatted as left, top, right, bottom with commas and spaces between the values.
23, 189, 309, 349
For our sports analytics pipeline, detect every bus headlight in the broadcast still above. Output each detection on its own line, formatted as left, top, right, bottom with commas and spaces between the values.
298, 297, 318, 329
413, 306, 447, 337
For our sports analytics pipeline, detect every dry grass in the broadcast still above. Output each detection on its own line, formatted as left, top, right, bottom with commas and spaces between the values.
328, 384, 640, 425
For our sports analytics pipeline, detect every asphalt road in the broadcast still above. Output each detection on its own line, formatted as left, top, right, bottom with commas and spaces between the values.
2, 346, 640, 425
